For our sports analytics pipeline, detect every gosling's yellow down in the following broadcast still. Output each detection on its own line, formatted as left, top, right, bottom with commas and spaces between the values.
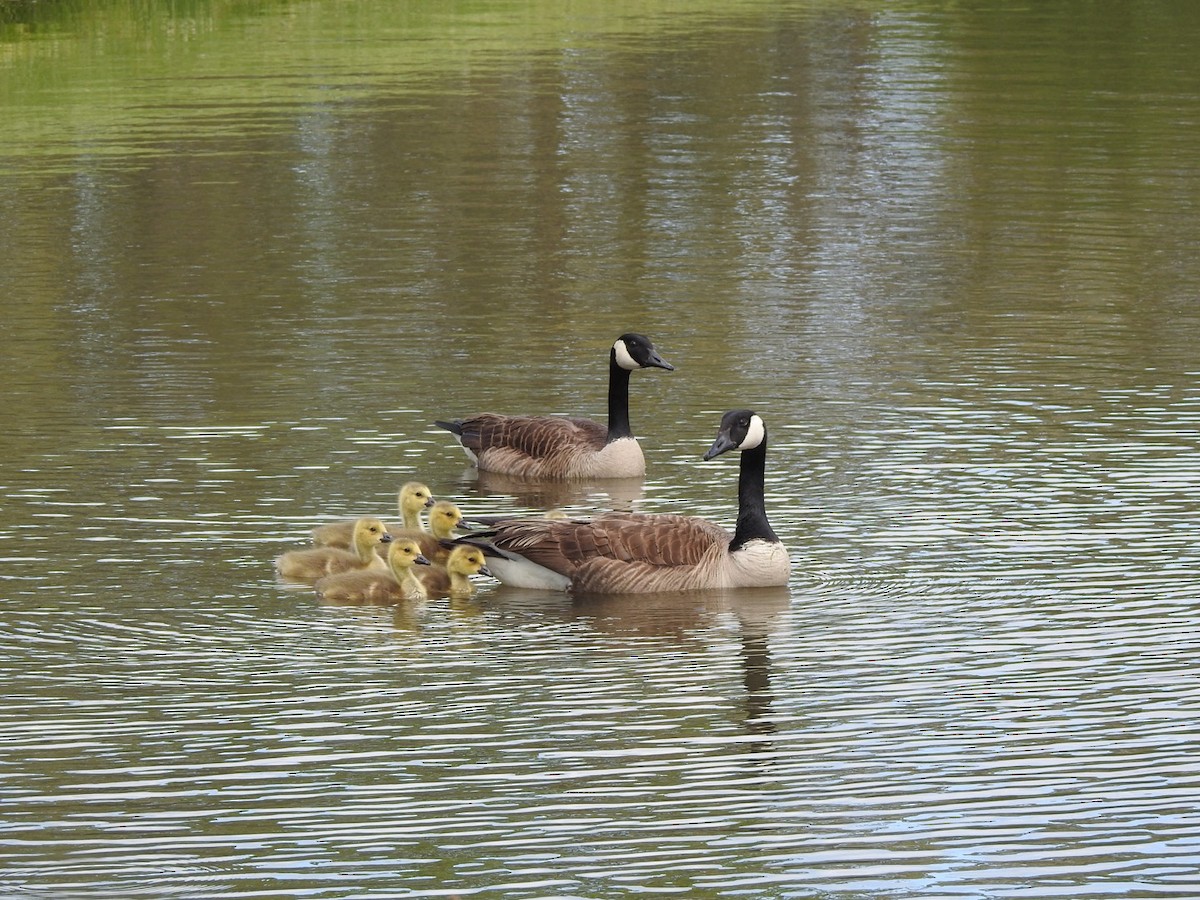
315, 538, 430, 604
311, 482, 434, 548
415, 544, 493, 599
383, 500, 470, 565
276, 517, 392, 582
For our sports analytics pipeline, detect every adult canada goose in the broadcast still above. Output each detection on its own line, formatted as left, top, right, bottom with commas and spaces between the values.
314, 538, 431, 605
415, 544, 493, 599
381, 500, 470, 564
311, 482, 434, 548
434, 333, 674, 479
463, 410, 790, 594
276, 517, 392, 582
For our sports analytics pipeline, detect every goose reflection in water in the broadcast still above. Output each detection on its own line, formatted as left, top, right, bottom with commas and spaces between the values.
460, 466, 645, 514
538, 584, 790, 744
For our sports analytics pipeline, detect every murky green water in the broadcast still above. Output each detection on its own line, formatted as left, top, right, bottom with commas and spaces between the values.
3, 1, 1200, 897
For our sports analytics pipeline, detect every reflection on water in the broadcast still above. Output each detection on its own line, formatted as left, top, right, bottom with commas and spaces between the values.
3, 0, 1200, 897
463, 467, 647, 514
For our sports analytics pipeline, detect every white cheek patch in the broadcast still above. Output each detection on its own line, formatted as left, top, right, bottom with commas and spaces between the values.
738, 414, 766, 450
613, 339, 639, 370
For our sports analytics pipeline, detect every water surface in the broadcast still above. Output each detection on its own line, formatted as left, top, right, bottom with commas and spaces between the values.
3, 1, 1200, 897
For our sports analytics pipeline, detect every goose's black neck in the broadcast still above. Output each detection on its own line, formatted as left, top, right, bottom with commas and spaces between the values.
730, 436, 779, 551
606, 352, 633, 442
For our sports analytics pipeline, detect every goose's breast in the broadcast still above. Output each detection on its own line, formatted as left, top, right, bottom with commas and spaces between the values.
727, 540, 791, 587
568, 437, 645, 478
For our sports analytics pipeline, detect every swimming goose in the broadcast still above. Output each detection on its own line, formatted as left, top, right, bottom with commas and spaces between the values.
314, 538, 430, 604
434, 333, 674, 479
415, 544, 493, 599
382, 500, 470, 564
465, 410, 790, 594
276, 517, 392, 582
311, 482, 434, 548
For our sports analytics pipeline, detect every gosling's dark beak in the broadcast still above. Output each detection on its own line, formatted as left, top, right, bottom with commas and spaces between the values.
415, 554, 431, 566
703, 432, 739, 461
424, 497, 435, 508
456, 518, 485, 531
478, 565, 493, 578
380, 532, 394, 543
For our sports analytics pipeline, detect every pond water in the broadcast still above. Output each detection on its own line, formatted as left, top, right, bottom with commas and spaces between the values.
3, 1, 1200, 897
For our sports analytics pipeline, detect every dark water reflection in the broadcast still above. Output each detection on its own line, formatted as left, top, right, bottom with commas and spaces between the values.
4, 1, 1200, 897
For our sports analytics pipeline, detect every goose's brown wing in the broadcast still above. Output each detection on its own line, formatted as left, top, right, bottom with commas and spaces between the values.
493, 512, 731, 575
453, 413, 607, 476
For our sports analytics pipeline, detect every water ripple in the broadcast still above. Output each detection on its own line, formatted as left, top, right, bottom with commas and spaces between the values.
5, 1, 1200, 897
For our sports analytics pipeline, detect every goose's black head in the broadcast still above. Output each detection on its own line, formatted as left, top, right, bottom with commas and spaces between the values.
613, 333, 674, 372
704, 409, 766, 460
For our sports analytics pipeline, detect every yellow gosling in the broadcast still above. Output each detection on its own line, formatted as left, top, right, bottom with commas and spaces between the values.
315, 538, 430, 605
276, 517, 391, 582
311, 482, 434, 548
383, 500, 468, 565
416, 544, 492, 599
